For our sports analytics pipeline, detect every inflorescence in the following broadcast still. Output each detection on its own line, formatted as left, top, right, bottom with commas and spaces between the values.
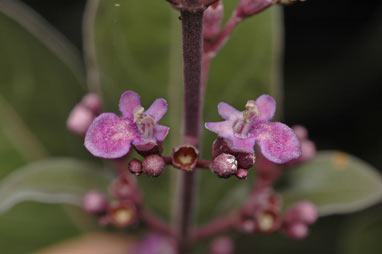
66, 0, 313, 251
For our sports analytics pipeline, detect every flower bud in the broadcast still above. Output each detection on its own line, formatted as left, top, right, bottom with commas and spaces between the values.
172, 145, 199, 171
210, 236, 234, 254
111, 176, 136, 201
67, 105, 94, 136
287, 125, 316, 166
284, 201, 318, 225
211, 153, 238, 178
236, 168, 248, 179
83, 190, 108, 215
109, 201, 137, 228
142, 154, 165, 177
292, 125, 308, 140
203, 1, 224, 40
128, 159, 143, 176
283, 222, 308, 240
299, 140, 316, 162
237, 0, 277, 19
81, 93, 102, 114
240, 188, 282, 233
212, 138, 233, 158
239, 218, 256, 233
236, 152, 255, 169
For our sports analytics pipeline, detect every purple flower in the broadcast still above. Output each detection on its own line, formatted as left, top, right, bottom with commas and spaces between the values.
205, 95, 301, 164
84, 91, 169, 159
131, 233, 175, 254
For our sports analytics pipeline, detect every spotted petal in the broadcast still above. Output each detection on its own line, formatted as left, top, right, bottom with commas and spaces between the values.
218, 102, 242, 120
255, 95, 276, 121
145, 98, 168, 123
205, 121, 234, 138
119, 91, 141, 119
84, 113, 137, 159
252, 122, 301, 164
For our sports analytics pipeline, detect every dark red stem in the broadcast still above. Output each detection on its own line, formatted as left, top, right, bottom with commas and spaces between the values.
140, 209, 174, 236
175, 8, 204, 254
191, 212, 239, 242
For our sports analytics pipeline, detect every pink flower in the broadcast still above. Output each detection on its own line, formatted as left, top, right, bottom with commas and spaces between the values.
131, 233, 175, 254
84, 91, 169, 159
205, 95, 301, 164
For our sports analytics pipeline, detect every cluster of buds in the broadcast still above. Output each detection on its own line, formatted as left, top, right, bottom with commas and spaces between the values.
238, 188, 282, 233
83, 172, 141, 228
210, 138, 255, 179
128, 155, 166, 177
281, 201, 318, 239
67, 93, 102, 136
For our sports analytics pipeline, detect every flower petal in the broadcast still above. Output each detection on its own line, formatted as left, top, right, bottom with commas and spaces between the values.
84, 113, 136, 158
256, 95, 276, 121
252, 122, 301, 164
119, 91, 141, 119
218, 102, 242, 120
145, 98, 168, 123
205, 121, 234, 138
230, 136, 256, 153
133, 139, 157, 152
153, 124, 169, 142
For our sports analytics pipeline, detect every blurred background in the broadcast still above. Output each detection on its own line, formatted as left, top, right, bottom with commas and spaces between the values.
1, 0, 381, 253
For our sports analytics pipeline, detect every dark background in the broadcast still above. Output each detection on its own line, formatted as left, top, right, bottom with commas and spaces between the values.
18, 0, 382, 253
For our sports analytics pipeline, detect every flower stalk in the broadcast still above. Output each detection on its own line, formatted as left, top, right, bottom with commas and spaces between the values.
174, 8, 204, 253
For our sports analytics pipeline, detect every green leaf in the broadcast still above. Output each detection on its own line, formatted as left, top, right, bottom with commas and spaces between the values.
0, 0, 87, 159
94, 0, 283, 222
0, 202, 81, 254
279, 151, 382, 216
0, 1, 92, 252
0, 158, 113, 214
0, 158, 113, 254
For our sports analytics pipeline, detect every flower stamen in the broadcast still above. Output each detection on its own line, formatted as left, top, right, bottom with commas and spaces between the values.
134, 106, 156, 139
233, 101, 259, 138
